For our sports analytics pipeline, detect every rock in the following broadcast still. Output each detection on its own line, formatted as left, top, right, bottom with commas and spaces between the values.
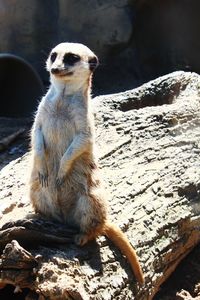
0, 71, 200, 299
58, 0, 133, 57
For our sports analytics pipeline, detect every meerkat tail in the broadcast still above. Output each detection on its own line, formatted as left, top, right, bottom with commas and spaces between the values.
103, 221, 145, 285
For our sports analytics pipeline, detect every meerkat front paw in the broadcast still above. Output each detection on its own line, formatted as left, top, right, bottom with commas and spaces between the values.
37, 162, 48, 187
56, 162, 71, 188
55, 176, 65, 189
55, 168, 66, 189
38, 171, 48, 187
34, 155, 48, 187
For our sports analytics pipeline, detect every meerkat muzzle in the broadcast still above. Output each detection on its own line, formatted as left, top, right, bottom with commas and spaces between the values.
51, 68, 73, 77
51, 68, 60, 74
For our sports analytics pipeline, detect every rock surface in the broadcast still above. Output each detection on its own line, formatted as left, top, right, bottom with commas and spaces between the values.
0, 71, 200, 299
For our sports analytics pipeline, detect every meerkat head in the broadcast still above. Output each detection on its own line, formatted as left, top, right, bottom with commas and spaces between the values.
46, 43, 99, 88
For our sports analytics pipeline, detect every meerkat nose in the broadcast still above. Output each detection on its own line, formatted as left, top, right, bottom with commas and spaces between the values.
51, 68, 60, 74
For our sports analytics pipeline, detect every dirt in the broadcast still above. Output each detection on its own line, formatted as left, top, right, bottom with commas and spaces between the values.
0, 117, 200, 300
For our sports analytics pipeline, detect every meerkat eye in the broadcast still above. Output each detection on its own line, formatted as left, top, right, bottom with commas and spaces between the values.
50, 52, 57, 63
63, 53, 80, 65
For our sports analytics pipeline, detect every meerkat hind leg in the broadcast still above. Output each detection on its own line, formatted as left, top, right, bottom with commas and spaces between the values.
73, 194, 104, 246
74, 233, 89, 246
74, 226, 102, 246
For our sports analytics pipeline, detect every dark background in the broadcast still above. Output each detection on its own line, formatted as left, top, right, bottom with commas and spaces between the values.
1, 0, 200, 95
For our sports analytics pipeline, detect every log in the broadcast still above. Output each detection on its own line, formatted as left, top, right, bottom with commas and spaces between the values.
0, 128, 25, 152
0, 71, 200, 299
0, 218, 79, 252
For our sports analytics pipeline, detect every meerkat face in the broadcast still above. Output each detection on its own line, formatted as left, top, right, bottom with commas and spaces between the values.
46, 43, 99, 83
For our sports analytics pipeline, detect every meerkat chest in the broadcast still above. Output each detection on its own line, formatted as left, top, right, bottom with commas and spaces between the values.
41, 95, 87, 152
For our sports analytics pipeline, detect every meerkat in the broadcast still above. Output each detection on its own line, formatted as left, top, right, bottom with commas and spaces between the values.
29, 42, 144, 284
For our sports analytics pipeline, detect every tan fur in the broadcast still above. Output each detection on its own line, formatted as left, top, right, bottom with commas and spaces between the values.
29, 42, 144, 284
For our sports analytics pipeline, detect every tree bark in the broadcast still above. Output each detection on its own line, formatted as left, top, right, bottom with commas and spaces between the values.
0, 71, 200, 299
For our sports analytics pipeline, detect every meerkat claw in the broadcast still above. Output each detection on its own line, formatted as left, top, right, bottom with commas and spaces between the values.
44, 175, 48, 187
55, 177, 64, 189
38, 172, 48, 187
38, 172, 42, 186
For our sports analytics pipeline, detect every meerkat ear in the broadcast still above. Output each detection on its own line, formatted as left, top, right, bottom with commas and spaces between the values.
88, 56, 99, 72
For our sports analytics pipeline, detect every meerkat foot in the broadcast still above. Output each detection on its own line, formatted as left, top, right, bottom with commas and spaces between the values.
38, 172, 48, 187
74, 233, 89, 246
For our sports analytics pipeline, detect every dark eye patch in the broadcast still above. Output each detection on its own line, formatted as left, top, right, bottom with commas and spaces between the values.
50, 52, 57, 63
63, 53, 80, 65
